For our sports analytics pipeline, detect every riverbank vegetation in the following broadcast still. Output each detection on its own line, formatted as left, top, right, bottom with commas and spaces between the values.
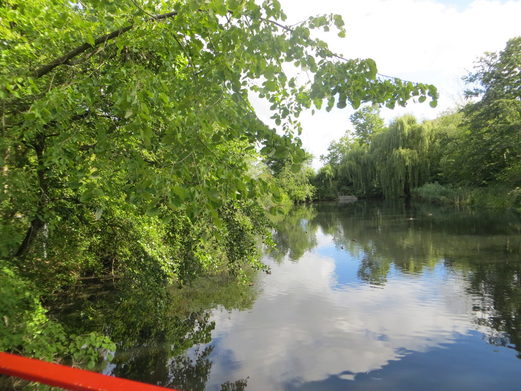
0, 0, 437, 379
315, 37, 521, 212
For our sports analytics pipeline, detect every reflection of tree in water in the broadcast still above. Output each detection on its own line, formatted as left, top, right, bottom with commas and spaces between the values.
220, 378, 248, 391
270, 205, 318, 262
311, 201, 521, 358
50, 268, 256, 389
169, 345, 248, 391
167, 346, 214, 391
357, 253, 390, 286
111, 274, 255, 389
313, 201, 521, 279
110, 311, 214, 386
116, 343, 248, 391
312, 201, 443, 279
465, 258, 521, 358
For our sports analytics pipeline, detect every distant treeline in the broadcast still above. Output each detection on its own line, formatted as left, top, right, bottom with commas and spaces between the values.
312, 37, 521, 211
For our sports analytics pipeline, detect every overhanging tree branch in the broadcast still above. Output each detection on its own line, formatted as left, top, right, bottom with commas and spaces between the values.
32, 11, 178, 78
258, 16, 421, 84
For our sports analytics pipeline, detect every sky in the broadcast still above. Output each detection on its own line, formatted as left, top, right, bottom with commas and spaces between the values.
252, 0, 521, 168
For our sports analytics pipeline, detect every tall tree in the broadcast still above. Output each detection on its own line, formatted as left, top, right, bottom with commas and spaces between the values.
350, 105, 384, 144
0, 0, 437, 270
371, 116, 435, 198
461, 37, 521, 186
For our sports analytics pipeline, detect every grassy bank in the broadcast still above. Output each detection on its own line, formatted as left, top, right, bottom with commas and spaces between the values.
413, 183, 521, 212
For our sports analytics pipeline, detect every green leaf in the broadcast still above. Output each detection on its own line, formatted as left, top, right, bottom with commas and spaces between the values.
86, 34, 95, 47
172, 185, 188, 201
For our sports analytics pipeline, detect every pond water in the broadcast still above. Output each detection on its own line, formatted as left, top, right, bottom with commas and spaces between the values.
108, 201, 521, 390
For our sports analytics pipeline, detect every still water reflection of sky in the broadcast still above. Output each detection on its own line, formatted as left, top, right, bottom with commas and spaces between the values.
197, 219, 521, 390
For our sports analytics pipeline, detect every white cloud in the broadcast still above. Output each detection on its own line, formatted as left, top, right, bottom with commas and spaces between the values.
252, 0, 521, 168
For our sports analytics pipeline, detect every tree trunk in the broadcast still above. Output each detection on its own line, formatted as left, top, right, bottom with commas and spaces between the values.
15, 134, 47, 259
15, 217, 44, 258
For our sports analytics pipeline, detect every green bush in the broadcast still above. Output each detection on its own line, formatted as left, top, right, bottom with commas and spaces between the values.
413, 183, 521, 212
412, 183, 471, 205
0, 262, 115, 366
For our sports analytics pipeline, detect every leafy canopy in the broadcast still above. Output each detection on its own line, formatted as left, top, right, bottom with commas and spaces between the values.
461, 37, 521, 186
1, 0, 437, 258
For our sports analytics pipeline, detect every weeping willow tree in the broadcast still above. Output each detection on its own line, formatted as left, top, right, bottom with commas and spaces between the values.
371, 116, 435, 198
330, 115, 438, 199
331, 107, 380, 197
338, 142, 377, 196
311, 164, 337, 200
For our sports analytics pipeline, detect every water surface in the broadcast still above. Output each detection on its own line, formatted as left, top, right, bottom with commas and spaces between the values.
113, 201, 521, 390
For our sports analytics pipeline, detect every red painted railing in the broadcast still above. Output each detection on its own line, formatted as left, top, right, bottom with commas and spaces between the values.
0, 352, 180, 391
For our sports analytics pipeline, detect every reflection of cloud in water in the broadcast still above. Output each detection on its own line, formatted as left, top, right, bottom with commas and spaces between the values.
315, 228, 335, 249
204, 248, 475, 391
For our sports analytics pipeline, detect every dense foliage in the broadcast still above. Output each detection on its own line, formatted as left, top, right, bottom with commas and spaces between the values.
0, 0, 436, 378
316, 37, 521, 210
